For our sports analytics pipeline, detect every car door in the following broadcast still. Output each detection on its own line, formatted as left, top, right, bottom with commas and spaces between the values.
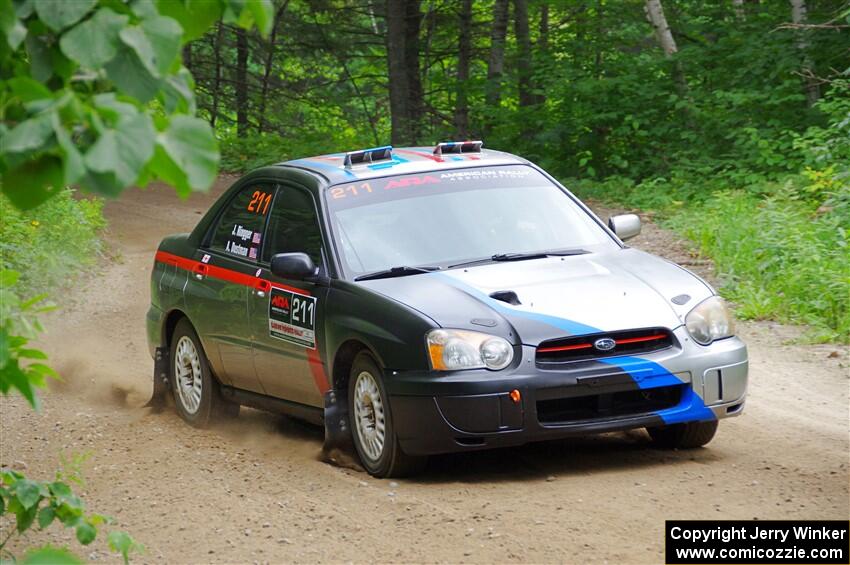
183, 182, 275, 394
249, 184, 329, 407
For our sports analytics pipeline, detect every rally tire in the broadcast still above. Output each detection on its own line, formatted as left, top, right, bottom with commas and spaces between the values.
647, 420, 718, 449
348, 352, 426, 478
170, 318, 238, 427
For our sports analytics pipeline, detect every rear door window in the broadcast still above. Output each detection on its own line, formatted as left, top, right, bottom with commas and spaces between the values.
209, 184, 276, 262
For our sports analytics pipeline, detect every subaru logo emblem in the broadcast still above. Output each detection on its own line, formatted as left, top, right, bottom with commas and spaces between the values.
594, 338, 616, 351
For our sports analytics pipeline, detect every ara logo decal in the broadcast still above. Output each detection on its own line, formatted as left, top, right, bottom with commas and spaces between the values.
384, 175, 440, 190
594, 338, 616, 351
271, 295, 290, 310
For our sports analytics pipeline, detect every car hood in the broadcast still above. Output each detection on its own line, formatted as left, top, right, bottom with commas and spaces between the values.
357, 248, 714, 345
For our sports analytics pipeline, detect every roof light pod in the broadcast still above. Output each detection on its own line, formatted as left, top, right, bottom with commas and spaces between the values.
343, 146, 394, 169
433, 141, 483, 155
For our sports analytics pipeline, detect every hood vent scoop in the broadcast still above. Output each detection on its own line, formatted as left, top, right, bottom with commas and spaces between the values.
489, 290, 521, 305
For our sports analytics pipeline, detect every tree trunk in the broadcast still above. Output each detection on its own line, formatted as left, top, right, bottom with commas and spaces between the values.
485, 0, 510, 111
789, 0, 820, 106
514, 0, 533, 109
386, 0, 422, 146
182, 42, 192, 70
644, 0, 678, 57
644, 0, 688, 96
453, 0, 472, 138
235, 27, 249, 136
210, 21, 225, 128
732, 0, 745, 20
258, 1, 289, 133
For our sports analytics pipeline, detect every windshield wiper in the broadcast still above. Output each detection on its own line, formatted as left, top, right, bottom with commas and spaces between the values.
354, 265, 441, 281
448, 248, 589, 269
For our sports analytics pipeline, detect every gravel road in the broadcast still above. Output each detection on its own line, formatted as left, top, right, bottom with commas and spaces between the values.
2, 177, 847, 563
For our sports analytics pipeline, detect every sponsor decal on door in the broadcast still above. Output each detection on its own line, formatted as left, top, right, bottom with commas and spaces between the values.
268, 287, 316, 349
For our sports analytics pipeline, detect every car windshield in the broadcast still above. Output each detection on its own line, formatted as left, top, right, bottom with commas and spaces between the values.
327, 165, 618, 278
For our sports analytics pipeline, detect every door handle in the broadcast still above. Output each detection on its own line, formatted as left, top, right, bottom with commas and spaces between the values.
254, 279, 271, 297
193, 264, 209, 280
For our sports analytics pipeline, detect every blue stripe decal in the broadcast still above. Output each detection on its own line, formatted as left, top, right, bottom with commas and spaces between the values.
288, 159, 356, 179
367, 154, 409, 170
432, 271, 715, 424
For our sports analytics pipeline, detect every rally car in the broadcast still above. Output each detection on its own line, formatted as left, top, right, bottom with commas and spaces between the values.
146, 142, 748, 477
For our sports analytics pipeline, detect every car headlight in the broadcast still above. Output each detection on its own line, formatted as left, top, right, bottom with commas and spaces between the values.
426, 329, 514, 371
685, 296, 735, 345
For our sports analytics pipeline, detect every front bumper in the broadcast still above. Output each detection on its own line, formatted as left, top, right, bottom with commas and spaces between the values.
385, 327, 748, 456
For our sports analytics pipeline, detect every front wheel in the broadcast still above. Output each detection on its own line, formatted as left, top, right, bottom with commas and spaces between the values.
170, 318, 239, 427
348, 352, 426, 478
647, 420, 718, 449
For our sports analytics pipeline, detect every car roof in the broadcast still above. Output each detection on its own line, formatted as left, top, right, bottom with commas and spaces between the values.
276, 146, 529, 186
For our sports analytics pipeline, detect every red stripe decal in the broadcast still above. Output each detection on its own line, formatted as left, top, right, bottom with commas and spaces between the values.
393, 148, 444, 162
615, 333, 667, 345
155, 250, 331, 393
307, 348, 330, 393
537, 342, 594, 353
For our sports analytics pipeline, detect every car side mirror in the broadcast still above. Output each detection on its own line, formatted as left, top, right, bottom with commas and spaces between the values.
608, 214, 641, 241
270, 252, 319, 281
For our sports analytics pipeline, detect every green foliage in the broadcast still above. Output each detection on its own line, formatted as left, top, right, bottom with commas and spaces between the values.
569, 81, 850, 342
670, 187, 848, 342
0, 188, 105, 294
0, 469, 143, 564
0, 0, 274, 210
0, 269, 56, 409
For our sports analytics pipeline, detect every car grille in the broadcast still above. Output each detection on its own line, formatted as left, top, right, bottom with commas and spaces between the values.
537, 384, 683, 424
536, 327, 674, 366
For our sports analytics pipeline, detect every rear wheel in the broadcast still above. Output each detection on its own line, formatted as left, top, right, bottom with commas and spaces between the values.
170, 318, 239, 427
647, 420, 718, 449
348, 352, 426, 478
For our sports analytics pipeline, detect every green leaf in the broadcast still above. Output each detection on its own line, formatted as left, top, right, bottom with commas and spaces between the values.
156, 0, 221, 41
0, 0, 27, 49
16, 499, 38, 531
25, 32, 52, 83
2, 360, 40, 407
7, 77, 51, 102
0, 113, 54, 155
244, 0, 274, 36
141, 15, 183, 75
75, 520, 96, 545
17, 348, 47, 359
34, 0, 96, 32
13, 479, 41, 509
108, 531, 142, 565
1, 154, 64, 210
104, 48, 160, 102
118, 25, 158, 77
37, 505, 55, 528
0, 331, 10, 371
148, 142, 189, 196
84, 112, 155, 190
59, 8, 128, 70
157, 115, 218, 192
22, 547, 83, 565
161, 67, 195, 113
51, 113, 85, 184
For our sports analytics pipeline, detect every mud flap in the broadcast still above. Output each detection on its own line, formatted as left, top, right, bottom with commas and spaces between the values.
145, 347, 170, 409
322, 389, 351, 450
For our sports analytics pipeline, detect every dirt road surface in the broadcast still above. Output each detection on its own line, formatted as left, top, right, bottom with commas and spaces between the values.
2, 178, 848, 564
